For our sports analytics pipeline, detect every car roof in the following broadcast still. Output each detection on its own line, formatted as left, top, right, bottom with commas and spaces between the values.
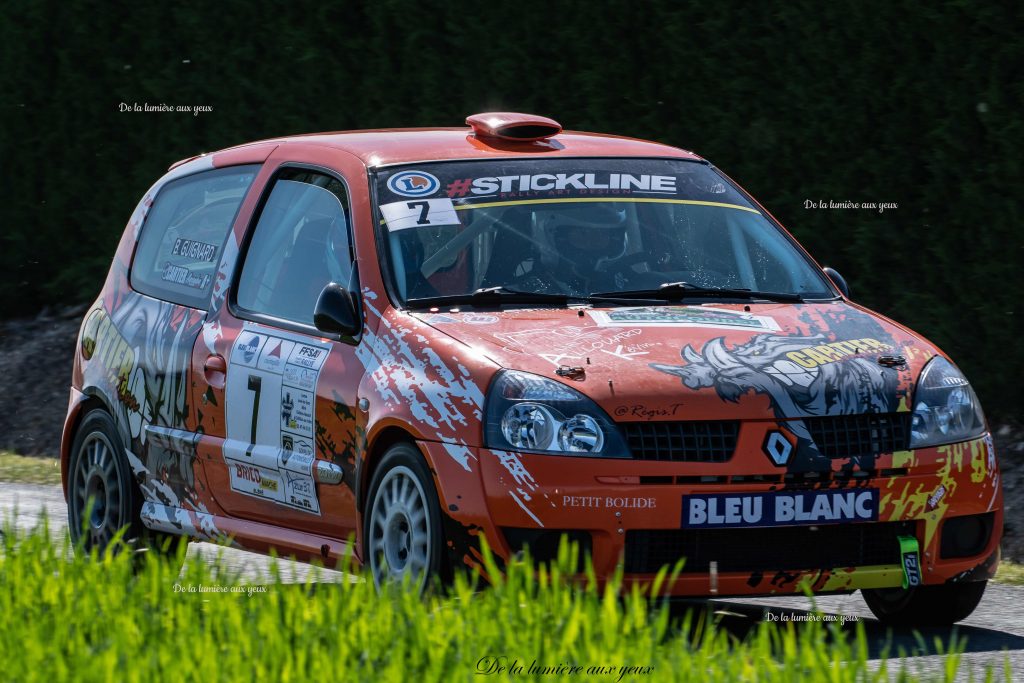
212, 127, 704, 168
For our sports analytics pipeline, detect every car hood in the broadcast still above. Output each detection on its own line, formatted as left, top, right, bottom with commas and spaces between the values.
410, 301, 937, 423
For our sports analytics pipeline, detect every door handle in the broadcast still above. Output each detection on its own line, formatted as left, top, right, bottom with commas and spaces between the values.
314, 461, 345, 485
204, 354, 227, 388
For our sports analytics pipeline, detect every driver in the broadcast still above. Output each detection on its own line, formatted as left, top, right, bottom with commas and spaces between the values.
514, 205, 628, 295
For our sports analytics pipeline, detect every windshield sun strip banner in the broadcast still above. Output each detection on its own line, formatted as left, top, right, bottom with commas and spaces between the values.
451, 197, 762, 213
378, 196, 762, 228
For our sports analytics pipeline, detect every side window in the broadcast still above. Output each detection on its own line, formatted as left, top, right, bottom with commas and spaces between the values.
236, 169, 352, 326
131, 165, 259, 309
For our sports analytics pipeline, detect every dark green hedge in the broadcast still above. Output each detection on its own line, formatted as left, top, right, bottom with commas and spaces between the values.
2, 1, 1021, 418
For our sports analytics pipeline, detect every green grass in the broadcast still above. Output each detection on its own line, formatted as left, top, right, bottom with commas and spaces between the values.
995, 560, 1024, 586
0, 521, 1006, 683
0, 451, 61, 485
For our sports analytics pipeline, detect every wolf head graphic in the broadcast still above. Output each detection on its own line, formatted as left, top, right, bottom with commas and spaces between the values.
651, 334, 897, 444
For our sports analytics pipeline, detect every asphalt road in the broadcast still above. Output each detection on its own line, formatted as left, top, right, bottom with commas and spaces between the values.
3, 482, 1021, 681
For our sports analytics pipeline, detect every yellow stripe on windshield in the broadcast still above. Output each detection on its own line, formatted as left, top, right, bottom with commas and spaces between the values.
378, 196, 762, 224
451, 197, 762, 214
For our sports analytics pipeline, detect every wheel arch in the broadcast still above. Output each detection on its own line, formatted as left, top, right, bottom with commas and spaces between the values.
60, 387, 117, 496
356, 425, 426, 513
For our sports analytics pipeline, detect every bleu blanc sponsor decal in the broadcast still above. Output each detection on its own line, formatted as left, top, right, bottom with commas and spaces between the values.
681, 489, 878, 528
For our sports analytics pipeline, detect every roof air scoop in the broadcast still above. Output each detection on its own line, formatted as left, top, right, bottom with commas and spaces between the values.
466, 112, 562, 141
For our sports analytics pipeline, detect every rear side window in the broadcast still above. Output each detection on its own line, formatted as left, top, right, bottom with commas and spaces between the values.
235, 168, 352, 327
131, 165, 259, 309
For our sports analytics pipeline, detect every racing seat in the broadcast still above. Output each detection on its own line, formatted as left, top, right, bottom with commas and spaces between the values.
268, 217, 333, 324
480, 211, 537, 288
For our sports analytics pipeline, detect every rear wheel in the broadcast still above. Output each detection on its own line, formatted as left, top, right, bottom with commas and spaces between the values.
862, 581, 987, 626
364, 443, 444, 593
67, 410, 186, 570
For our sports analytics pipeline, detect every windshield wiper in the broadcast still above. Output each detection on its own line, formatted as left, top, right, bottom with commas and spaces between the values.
406, 286, 663, 310
591, 281, 805, 303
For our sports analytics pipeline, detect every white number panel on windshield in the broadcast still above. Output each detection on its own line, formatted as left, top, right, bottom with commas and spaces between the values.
224, 324, 331, 514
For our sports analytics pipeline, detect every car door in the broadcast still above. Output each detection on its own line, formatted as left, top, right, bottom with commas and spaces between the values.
195, 162, 362, 540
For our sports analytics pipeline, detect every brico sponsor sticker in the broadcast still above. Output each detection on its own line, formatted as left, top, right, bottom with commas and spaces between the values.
682, 489, 879, 529
229, 462, 284, 501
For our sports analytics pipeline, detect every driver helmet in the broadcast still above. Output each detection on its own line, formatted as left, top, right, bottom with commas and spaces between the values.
539, 204, 628, 275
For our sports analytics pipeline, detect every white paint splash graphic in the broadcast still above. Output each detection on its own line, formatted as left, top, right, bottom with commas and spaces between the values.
141, 502, 229, 544
441, 441, 476, 473
355, 288, 485, 472
492, 449, 548, 527
126, 449, 231, 543
508, 489, 544, 527
494, 450, 538, 490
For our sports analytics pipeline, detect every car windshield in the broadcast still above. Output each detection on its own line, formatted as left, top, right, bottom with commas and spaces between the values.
375, 159, 836, 306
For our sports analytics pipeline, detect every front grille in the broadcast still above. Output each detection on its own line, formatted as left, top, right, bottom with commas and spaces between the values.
805, 412, 911, 458
620, 421, 739, 462
624, 521, 914, 574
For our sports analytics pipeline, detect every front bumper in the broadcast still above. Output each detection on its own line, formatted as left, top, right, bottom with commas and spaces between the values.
421, 434, 1003, 596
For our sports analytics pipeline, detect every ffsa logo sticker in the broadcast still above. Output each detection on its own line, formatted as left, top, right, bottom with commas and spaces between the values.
387, 170, 440, 197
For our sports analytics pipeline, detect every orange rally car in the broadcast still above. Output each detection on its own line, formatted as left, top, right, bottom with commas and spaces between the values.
62, 112, 1001, 625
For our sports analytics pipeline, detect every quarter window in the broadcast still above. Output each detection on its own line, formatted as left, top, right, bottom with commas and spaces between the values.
236, 169, 353, 326
131, 165, 259, 309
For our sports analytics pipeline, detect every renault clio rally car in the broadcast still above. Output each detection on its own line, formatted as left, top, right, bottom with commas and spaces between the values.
63, 112, 1001, 625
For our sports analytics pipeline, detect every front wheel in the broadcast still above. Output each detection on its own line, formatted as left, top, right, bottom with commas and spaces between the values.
67, 410, 186, 570
364, 443, 445, 593
862, 580, 987, 626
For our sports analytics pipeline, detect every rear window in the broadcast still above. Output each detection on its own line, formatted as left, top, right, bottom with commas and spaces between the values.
131, 165, 259, 309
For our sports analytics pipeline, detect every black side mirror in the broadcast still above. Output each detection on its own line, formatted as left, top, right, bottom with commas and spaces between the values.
823, 267, 850, 299
314, 282, 359, 336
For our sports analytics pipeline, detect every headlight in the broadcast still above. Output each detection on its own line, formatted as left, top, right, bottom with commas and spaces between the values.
484, 370, 631, 457
909, 356, 986, 448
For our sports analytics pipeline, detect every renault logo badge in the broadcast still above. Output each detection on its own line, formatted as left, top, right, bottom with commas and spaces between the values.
763, 430, 794, 466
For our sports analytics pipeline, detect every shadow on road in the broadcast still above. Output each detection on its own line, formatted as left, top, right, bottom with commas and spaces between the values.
666, 598, 1024, 659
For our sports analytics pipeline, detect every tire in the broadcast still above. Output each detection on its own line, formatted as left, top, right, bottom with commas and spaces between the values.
862, 580, 987, 626
67, 410, 186, 570
363, 442, 445, 593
